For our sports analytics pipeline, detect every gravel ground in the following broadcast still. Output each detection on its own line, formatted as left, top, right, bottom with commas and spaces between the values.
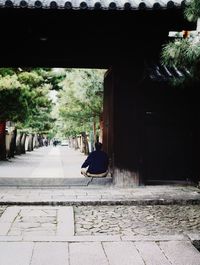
74, 205, 200, 236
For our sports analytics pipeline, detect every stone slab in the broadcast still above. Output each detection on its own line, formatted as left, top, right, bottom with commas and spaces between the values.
0, 242, 33, 265
103, 241, 145, 265
135, 241, 171, 265
0, 235, 23, 241
0, 206, 19, 222
159, 241, 200, 265
0, 206, 74, 238
0, 223, 13, 236
69, 242, 109, 265
57, 206, 74, 236
31, 242, 69, 265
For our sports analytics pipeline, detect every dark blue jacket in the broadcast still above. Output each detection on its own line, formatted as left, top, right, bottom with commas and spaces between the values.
81, 150, 109, 174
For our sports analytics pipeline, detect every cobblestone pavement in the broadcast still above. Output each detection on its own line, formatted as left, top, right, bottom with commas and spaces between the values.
74, 205, 200, 236
1, 205, 200, 238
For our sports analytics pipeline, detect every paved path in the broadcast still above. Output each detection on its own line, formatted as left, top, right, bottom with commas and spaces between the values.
0, 146, 112, 186
0, 238, 200, 265
0, 146, 86, 179
0, 147, 200, 263
0, 205, 200, 265
0, 187, 199, 264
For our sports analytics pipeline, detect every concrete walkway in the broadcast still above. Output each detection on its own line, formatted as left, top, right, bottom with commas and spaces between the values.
0, 146, 86, 179
0, 146, 112, 186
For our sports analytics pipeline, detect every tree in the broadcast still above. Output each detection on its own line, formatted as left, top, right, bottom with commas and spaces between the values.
57, 69, 106, 151
0, 73, 29, 122
185, 0, 200, 22
0, 70, 30, 159
161, 0, 200, 85
17, 73, 53, 132
0, 68, 54, 159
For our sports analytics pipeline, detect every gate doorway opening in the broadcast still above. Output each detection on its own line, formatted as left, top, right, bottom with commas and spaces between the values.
0, 67, 113, 187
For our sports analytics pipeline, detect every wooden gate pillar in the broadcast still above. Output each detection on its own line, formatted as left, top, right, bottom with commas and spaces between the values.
103, 64, 145, 187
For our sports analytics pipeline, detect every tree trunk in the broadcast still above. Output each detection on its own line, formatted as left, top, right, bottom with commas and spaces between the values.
28, 134, 34, 151
93, 117, 97, 144
8, 127, 17, 158
74, 137, 79, 150
21, 133, 26, 154
99, 113, 103, 144
16, 132, 22, 155
69, 137, 73, 148
34, 134, 40, 148
81, 132, 89, 155
0, 121, 7, 160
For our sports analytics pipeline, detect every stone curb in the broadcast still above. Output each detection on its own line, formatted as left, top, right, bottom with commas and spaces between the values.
0, 234, 192, 242
0, 199, 200, 206
186, 233, 200, 251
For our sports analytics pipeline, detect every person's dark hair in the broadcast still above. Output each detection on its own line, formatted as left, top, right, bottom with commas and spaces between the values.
95, 142, 102, 151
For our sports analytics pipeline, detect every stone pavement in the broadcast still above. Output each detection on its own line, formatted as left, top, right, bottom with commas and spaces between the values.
0, 186, 199, 264
0, 204, 200, 265
0, 147, 200, 264
0, 236, 200, 265
0, 146, 86, 179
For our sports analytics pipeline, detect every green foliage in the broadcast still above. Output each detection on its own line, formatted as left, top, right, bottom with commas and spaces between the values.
0, 68, 16, 77
0, 67, 106, 138
46, 68, 67, 91
184, 0, 200, 22
0, 73, 28, 122
57, 69, 106, 137
161, 0, 200, 86
18, 71, 44, 87
161, 39, 192, 67
0, 68, 54, 135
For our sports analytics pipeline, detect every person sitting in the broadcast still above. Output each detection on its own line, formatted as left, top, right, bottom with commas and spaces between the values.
81, 142, 109, 178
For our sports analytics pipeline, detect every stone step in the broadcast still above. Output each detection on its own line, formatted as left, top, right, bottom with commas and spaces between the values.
0, 177, 112, 187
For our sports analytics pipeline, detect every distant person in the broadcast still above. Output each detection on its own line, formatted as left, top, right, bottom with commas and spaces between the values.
81, 142, 109, 178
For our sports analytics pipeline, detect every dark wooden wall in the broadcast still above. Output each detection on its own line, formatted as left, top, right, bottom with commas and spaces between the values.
142, 80, 197, 183
103, 66, 200, 184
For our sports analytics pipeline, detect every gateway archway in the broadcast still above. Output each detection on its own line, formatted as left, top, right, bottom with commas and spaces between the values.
0, 0, 198, 186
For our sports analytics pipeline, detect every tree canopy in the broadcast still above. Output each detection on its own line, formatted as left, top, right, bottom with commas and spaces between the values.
57, 68, 106, 137
0, 67, 106, 139
0, 68, 56, 134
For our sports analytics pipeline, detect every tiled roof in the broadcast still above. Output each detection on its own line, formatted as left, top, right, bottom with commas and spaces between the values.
0, 0, 185, 10
147, 63, 191, 81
